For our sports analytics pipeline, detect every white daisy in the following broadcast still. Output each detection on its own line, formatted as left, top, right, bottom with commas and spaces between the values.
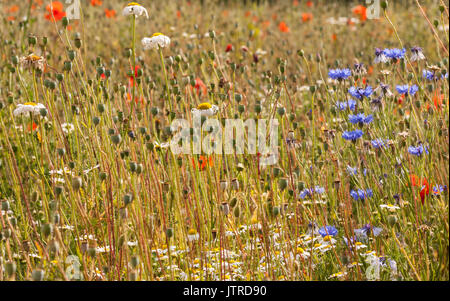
122, 2, 149, 18
191, 103, 219, 116
13, 102, 46, 117
20, 54, 46, 72
142, 33, 171, 50
380, 204, 401, 211
61, 123, 74, 134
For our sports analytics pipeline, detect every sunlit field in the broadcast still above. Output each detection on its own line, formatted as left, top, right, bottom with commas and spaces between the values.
0, 0, 448, 282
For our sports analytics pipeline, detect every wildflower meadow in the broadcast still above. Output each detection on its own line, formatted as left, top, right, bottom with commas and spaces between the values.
0, 0, 448, 283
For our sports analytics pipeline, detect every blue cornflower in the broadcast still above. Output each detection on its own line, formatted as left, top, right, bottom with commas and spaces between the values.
342, 130, 364, 141
347, 166, 367, 176
408, 144, 428, 156
423, 70, 438, 81
355, 224, 383, 238
346, 166, 358, 176
374, 48, 389, 64
350, 189, 373, 201
432, 185, 447, 195
318, 225, 338, 237
299, 186, 325, 199
396, 84, 419, 96
423, 69, 448, 81
328, 68, 352, 80
371, 138, 390, 149
336, 99, 357, 111
348, 86, 373, 99
348, 113, 373, 125
383, 48, 406, 60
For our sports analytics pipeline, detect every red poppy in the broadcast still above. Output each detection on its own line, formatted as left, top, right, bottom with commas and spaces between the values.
192, 155, 213, 171
306, 1, 313, 7
410, 174, 430, 204
45, 1, 66, 21
194, 78, 207, 96
225, 44, 233, 52
278, 21, 290, 33
105, 8, 116, 18
128, 65, 140, 86
301, 13, 313, 22
352, 5, 367, 22
90, 0, 102, 6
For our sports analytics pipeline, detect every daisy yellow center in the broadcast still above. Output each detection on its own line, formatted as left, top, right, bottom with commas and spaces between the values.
323, 235, 332, 241
297, 247, 304, 254
127, 2, 141, 6
151, 32, 164, 37
188, 228, 197, 235
24, 102, 37, 106
30, 55, 42, 61
355, 242, 362, 246
197, 103, 212, 110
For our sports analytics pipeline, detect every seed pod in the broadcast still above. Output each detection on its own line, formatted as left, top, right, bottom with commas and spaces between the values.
41, 223, 53, 238
233, 206, 240, 218
388, 215, 397, 226
111, 134, 122, 145
5, 261, 16, 278
72, 177, 82, 191
130, 255, 140, 269
278, 178, 288, 191
166, 227, 173, 238
123, 193, 133, 206
1, 200, 10, 211
32, 269, 45, 281
87, 247, 97, 258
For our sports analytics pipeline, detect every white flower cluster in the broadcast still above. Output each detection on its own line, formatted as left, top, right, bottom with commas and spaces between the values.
13, 102, 46, 117
142, 34, 171, 50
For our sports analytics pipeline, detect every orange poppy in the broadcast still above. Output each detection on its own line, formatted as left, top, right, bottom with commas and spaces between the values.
278, 21, 290, 33
105, 8, 116, 18
8, 5, 19, 13
45, 1, 66, 21
293, 0, 299, 6
301, 13, 313, 22
194, 78, 207, 97
352, 5, 367, 22
192, 155, 213, 171
90, 0, 102, 6
306, 1, 313, 7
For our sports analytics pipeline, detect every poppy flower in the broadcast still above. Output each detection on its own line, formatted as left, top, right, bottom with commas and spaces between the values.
45, 1, 66, 21
352, 5, 367, 22
306, 1, 313, 7
90, 0, 102, 6
278, 21, 290, 33
128, 65, 140, 86
410, 174, 430, 204
301, 13, 313, 22
105, 8, 116, 18
225, 44, 233, 52
192, 155, 213, 171
194, 78, 207, 96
